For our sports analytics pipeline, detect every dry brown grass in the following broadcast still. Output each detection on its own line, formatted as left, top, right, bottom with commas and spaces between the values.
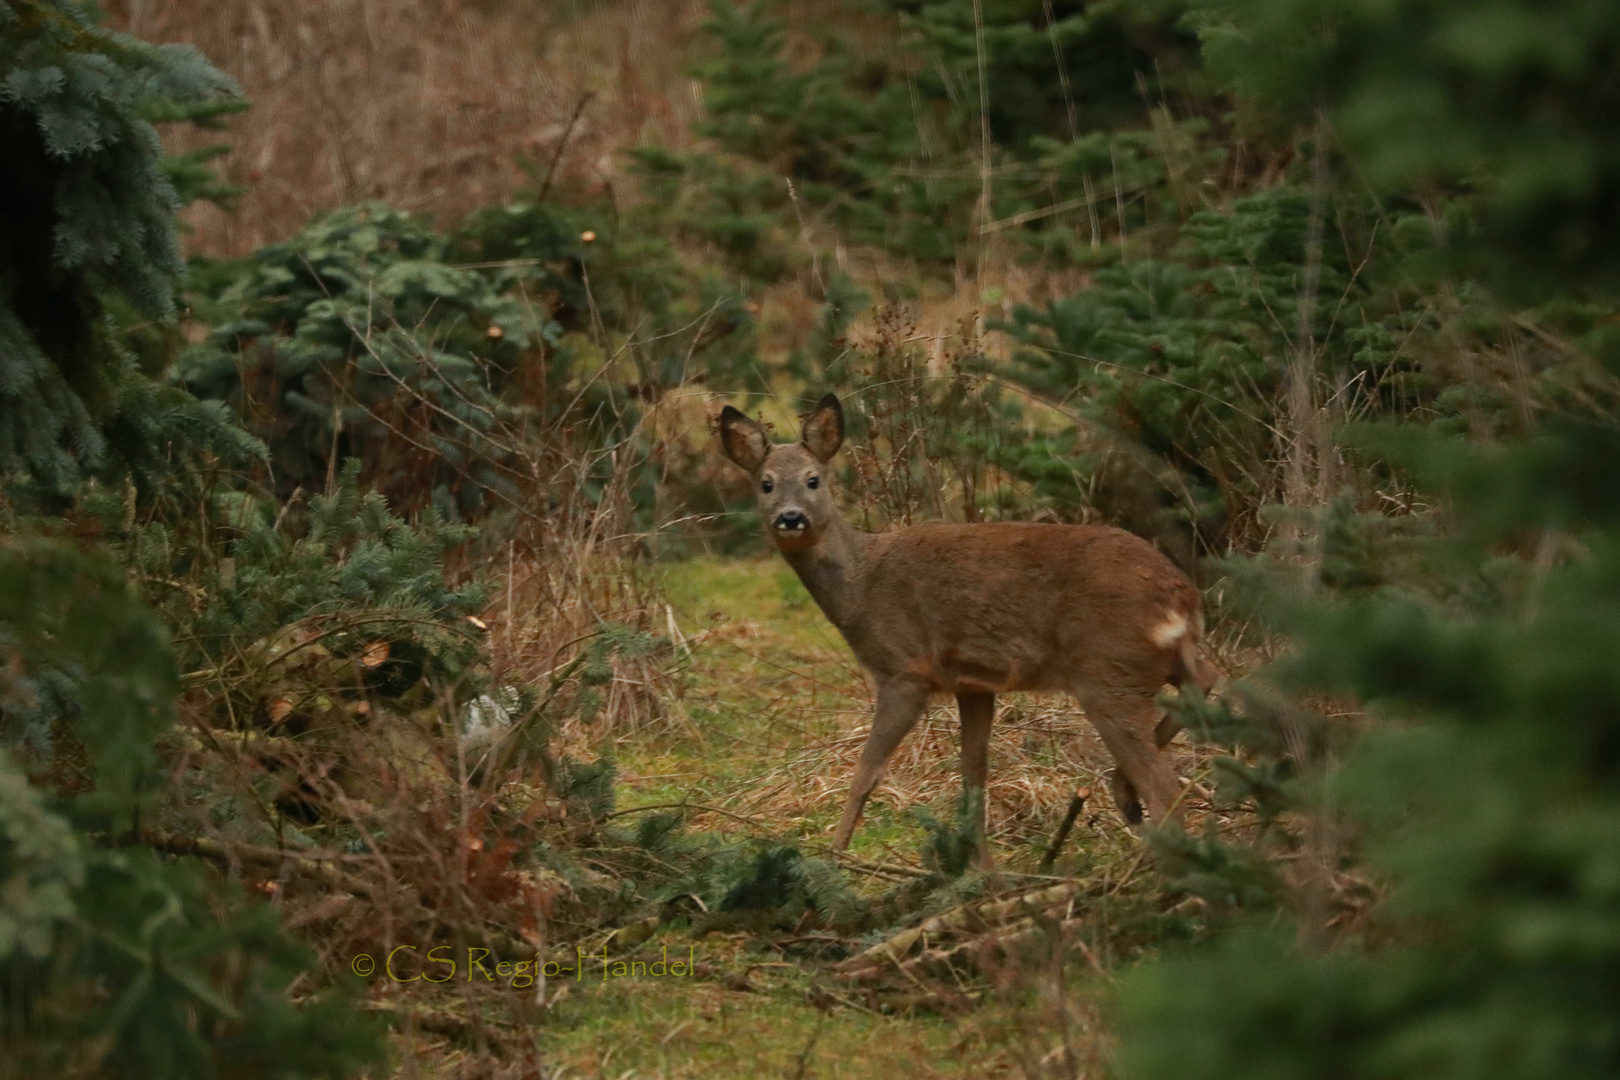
107, 0, 713, 256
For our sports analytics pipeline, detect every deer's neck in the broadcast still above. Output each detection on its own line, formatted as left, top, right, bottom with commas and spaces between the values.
782, 514, 870, 632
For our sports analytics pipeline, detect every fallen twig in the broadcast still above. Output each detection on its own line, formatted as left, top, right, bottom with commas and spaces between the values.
836, 880, 1086, 978
1039, 785, 1092, 870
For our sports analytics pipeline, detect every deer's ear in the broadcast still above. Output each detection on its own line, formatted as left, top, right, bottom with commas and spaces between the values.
718, 406, 771, 473
801, 394, 844, 463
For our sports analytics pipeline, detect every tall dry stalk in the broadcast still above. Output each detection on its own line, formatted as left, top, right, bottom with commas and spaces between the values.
1279, 112, 1335, 571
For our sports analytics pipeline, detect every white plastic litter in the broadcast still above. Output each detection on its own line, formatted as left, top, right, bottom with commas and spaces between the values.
460, 685, 522, 760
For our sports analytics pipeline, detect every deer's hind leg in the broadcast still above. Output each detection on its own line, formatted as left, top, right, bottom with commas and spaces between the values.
957, 691, 995, 868
1079, 687, 1183, 828
831, 677, 930, 851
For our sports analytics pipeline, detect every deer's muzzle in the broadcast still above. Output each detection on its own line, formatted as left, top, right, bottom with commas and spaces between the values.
773, 509, 809, 536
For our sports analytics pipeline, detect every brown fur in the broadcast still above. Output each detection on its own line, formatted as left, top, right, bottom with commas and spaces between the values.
718, 395, 1219, 861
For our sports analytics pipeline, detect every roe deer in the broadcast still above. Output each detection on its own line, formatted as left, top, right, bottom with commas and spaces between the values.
717, 394, 1220, 863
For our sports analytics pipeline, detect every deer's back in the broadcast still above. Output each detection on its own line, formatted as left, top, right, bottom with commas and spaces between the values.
844, 522, 1199, 695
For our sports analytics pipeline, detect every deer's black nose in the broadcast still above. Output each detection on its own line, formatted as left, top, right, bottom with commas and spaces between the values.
773, 510, 809, 533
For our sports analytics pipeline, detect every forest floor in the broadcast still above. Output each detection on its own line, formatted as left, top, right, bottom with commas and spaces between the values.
519, 555, 1214, 1078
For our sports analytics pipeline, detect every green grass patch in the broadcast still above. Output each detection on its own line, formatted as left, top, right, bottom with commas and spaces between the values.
539, 939, 1011, 1079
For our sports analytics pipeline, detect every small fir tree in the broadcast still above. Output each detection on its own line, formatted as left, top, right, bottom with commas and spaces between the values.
1, 5, 383, 1075
1116, 2, 1620, 1078
0, 0, 242, 493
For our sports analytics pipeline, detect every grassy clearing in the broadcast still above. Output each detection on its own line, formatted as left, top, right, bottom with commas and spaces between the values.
613, 556, 870, 846
517, 553, 1236, 1075
628, 555, 1218, 872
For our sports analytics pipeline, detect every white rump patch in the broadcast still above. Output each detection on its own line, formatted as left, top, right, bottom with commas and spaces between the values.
1148, 611, 1189, 648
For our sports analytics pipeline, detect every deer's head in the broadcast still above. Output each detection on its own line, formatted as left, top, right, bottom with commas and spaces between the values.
718, 394, 845, 553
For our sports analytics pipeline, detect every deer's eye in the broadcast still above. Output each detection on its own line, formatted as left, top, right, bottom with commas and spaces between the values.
807, 476, 820, 489
761, 478, 774, 494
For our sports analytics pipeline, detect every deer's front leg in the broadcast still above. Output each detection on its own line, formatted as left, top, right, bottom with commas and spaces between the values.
957, 691, 995, 868
830, 677, 930, 851
1084, 687, 1184, 828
